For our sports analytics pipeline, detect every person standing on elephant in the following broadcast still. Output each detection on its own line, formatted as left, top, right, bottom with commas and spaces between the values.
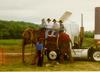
45, 18, 53, 38
46, 18, 53, 29
59, 20, 65, 32
52, 19, 60, 31
41, 18, 47, 28
52, 19, 60, 36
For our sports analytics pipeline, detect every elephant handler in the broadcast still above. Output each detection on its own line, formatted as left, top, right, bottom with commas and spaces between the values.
59, 20, 65, 32
32, 38, 44, 67
52, 19, 60, 37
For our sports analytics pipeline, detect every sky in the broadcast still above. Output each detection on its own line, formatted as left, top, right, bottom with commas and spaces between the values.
0, 0, 100, 31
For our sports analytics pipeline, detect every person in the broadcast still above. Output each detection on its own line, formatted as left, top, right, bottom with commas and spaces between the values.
41, 18, 47, 28
52, 19, 60, 36
52, 19, 60, 30
45, 18, 53, 38
36, 38, 44, 67
46, 18, 53, 29
59, 20, 65, 32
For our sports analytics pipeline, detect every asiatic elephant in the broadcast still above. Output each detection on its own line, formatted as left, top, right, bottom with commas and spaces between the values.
22, 28, 73, 64
45, 31, 74, 63
22, 27, 45, 63
58, 31, 73, 63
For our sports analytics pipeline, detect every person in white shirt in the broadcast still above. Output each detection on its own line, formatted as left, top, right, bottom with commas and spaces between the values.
46, 18, 53, 29
52, 19, 60, 30
45, 18, 52, 38
52, 19, 60, 37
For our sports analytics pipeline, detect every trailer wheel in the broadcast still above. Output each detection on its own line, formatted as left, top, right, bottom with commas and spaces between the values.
47, 50, 59, 60
91, 50, 100, 61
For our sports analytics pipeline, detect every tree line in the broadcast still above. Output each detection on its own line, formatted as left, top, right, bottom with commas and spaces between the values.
0, 20, 94, 39
0, 20, 40, 39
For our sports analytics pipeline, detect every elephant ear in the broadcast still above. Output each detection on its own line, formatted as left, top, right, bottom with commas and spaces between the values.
59, 32, 71, 43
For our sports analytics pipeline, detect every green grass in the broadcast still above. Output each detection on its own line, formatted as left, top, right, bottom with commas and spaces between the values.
82, 38, 95, 48
0, 60, 100, 71
0, 39, 22, 45
0, 39, 35, 52
0, 38, 100, 71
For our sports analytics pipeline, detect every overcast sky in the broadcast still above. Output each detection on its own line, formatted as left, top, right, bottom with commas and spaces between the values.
0, 0, 100, 31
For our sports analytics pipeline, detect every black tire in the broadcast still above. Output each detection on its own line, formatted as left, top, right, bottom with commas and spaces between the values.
47, 50, 59, 60
91, 50, 100, 61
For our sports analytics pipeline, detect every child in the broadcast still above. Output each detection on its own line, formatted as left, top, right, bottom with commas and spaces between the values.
36, 38, 44, 67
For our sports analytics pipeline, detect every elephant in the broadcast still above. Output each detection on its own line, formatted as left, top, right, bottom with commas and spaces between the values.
58, 31, 73, 63
45, 30, 73, 64
22, 27, 73, 64
22, 27, 45, 63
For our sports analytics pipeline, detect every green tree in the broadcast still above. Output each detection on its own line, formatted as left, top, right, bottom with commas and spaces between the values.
0, 20, 39, 39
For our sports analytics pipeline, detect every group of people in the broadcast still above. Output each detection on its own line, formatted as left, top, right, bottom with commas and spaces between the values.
32, 18, 65, 67
41, 18, 65, 31
41, 18, 65, 38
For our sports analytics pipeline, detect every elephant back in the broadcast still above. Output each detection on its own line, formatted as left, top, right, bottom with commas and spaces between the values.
59, 32, 71, 43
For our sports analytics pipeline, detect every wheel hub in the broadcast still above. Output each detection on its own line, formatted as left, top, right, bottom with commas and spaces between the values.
93, 51, 100, 61
49, 51, 57, 60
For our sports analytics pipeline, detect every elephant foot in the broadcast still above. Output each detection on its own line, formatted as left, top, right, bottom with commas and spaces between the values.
22, 60, 25, 64
59, 60, 64, 64
69, 58, 74, 63
69, 61, 74, 63
59, 57, 64, 64
51, 61, 60, 65
31, 62, 36, 65
45, 63, 51, 67
56, 62, 60, 65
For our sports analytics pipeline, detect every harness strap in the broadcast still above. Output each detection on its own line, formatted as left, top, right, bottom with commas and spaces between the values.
57, 34, 59, 49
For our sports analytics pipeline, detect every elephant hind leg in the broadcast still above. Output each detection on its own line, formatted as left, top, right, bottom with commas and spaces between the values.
67, 48, 74, 63
59, 54, 64, 64
59, 48, 66, 64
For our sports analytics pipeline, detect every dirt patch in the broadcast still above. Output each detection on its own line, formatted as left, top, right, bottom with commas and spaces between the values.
0, 48, 6, 64
0, 48, 33, 64
5, 54, 33, 64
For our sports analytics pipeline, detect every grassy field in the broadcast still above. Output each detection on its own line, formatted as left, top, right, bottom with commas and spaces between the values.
0, 39, 35, 53
0, 61, 100, 71
0, 38, 100, 71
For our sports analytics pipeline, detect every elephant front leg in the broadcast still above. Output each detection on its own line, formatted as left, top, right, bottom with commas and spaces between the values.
32, 50, 38, 65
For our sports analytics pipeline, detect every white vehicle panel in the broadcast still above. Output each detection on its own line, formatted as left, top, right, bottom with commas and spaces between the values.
71, 49, 89, 59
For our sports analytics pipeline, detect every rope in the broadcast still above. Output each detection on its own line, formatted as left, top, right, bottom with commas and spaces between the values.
56, 33, 59, 49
